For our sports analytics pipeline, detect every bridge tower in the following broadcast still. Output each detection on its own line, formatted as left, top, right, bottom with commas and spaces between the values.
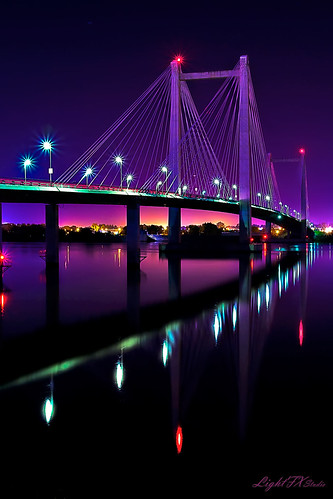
238, 55, 252, 245
300, 149, 308, 240
167, 55, 252, 247
168, 58, 182, 245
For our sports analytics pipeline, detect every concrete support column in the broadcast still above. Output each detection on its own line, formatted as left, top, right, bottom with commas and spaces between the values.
168, 206, 181, 245
127, 202, 140, 267
239, 55, 252, 245
45, 204, 59, 266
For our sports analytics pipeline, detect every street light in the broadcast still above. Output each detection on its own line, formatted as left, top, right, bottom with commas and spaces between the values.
22, 155, 34, 184
126, 174, 133, 188
161, 165, 168, 190
114, 155, 124, 189
213, 178, 221, 197
156, 180, 162, 192
232, 184, 237, 200
84, 166, 93, 185
42, 140, 54, 183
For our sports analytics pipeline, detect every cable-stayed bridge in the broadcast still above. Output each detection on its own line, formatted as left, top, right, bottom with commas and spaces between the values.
0, 55, 310, 264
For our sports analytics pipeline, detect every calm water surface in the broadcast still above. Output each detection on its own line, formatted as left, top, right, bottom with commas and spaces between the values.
0, 242, 332, 497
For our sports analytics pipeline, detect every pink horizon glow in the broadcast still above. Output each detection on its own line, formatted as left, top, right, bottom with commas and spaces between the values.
2, 204, 240, 227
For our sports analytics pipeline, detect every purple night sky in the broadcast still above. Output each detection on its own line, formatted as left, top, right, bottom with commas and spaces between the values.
1, 1, 332, 226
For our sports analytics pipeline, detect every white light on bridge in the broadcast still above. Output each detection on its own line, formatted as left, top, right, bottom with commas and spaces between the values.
41, 138, 54, 183
114, 155, 124, 188
126, 174, 133, 188
114, 155, 123, 165
21, 155, 35, 184
42, 140, 52, 151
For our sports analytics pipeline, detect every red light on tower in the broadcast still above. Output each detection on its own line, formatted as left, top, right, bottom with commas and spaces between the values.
173, 54, 184, 64
175, 425, 183, 454
299, 148, 305, 155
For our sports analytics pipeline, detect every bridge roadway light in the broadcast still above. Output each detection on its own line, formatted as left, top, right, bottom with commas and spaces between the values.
213, 178, 221, 197
84, 166, 93, 185
156, 180, 162, 192
232, 184, 237, 200
42, 140, 54, 183
126, 174, 133, 188
22, 156, 33, 184
114, 155, 124, 189
161, 165, 168, 189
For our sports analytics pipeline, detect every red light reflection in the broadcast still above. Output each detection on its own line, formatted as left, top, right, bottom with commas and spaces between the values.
175, 425, 183, 454
299, 319, 304, 346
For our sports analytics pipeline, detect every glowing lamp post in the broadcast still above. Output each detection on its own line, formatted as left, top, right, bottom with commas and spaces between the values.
213, 178, 221, 198
42, 140, 53, 183
265, 195, 271, 207
85, 166, 93, 185
114, 155, 124, 189
23, 157, 32, 184
232, 184, 237, 200
156, 180, 162, 192
126, 174, 133, 189
161, 165, 168, 190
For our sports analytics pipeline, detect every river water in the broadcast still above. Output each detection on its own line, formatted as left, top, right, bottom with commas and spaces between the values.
0, 242, 331, 497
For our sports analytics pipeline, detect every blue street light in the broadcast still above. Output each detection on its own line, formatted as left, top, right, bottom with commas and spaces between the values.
41, 140, 54, 183
114, 155, 124, 188
21, 155, 34, 184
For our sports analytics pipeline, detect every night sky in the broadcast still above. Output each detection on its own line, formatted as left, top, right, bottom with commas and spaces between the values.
1, 1, 332, 226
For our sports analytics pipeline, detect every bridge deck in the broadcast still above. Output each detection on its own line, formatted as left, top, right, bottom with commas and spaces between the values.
0, 178, 301, 231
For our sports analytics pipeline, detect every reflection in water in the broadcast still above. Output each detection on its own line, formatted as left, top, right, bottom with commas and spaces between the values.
42, 374, 54, 425
115, 348, 125, 390
0, 243, 327, 495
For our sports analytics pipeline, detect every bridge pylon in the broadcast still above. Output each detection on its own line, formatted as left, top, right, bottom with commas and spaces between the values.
168, 58, 182, 245
238, 55, 252, 245
167, 55, 253, 247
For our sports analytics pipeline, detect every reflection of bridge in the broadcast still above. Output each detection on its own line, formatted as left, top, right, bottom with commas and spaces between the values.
0, 245, 315, 457
0, 246, 310, 387
0, 55, 310, 264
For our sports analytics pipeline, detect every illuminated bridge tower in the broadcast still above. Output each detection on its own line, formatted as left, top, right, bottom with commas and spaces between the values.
167, 55, 252, 246
168, 58, 182, 245
238, 55, 251, 245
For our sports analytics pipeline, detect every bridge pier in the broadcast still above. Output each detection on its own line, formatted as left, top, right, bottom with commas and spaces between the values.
127, 202, 140, 267
45, 203, 59, 266
168, 206, 181, 246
